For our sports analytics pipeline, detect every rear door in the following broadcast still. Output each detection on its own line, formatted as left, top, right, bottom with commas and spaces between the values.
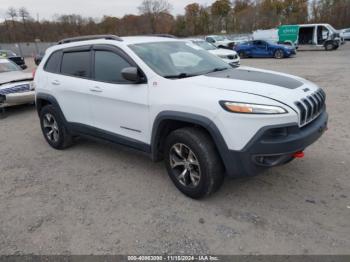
46, 46, 94, 126
89, 45, 149, 143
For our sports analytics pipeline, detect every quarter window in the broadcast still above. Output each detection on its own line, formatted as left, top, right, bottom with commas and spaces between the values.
61, 51, 90, 78
94, 50, 132, 83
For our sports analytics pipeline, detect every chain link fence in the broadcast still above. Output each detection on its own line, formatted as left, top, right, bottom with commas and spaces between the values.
0, 42, 55, 57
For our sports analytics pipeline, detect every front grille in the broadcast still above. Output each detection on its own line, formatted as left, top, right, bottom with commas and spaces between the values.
0, 84, 30, 95
295, 89, 326, 127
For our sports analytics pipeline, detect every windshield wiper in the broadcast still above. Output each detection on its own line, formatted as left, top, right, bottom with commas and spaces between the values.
164, 73, 198, 79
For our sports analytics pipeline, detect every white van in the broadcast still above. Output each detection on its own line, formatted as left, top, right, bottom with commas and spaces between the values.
254, 24, 342, 51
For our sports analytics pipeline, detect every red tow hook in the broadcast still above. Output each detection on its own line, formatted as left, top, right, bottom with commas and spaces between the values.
293, 151, 305, 159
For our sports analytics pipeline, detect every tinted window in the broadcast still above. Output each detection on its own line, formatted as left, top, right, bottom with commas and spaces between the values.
44, 51, 61, 73
94, 51, 131, 83
61, 51, 90, 78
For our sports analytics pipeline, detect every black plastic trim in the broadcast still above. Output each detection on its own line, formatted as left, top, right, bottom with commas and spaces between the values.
151, 111, 233, 174
68, 123, 151, 153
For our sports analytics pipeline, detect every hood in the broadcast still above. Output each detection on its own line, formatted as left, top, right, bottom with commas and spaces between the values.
209, 49, 238, 56
0, 71, 33, 86
177, 67, 320, 111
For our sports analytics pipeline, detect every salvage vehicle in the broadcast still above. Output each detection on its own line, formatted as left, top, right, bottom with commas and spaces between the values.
0, 50, 27, 69
234, 40, 296, 59
34, 35, 328, 198
0, 59, 34, 109
205, 35, 235, 49
188, 39, 240, 67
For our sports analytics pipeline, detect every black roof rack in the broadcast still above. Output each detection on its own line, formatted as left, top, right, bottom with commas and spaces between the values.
58, 35, 123, 44
144, 34, 177, 39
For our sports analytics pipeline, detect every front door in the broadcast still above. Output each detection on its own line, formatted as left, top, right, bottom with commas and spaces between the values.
89, 45, 149, 144
253, 41, 269, 57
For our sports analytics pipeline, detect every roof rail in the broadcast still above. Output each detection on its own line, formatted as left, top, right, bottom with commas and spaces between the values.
58, 35, 123, 44
145, 34, 177, 39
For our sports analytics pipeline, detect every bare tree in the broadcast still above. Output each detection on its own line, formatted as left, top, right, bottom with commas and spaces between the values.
138, 0, 172, 33
18, 7, 30, 23
7, 7, 17, 22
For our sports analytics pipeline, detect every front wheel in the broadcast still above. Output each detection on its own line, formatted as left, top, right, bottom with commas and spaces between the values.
325, 42, 335, 51
274, 49, 284, 59
164, 127, 224, 199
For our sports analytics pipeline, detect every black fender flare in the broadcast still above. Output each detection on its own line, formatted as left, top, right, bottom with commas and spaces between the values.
150, 111, 233, 173
36, 93, 67, 124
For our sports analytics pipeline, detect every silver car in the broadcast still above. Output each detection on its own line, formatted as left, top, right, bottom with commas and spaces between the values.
0, 59, 34, 109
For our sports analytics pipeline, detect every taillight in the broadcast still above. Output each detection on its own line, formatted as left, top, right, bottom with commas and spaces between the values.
32, 69, 36, 78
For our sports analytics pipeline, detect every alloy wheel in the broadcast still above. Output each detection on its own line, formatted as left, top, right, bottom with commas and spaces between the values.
169, 143, 201, 188
43, 113, 60, 143
275, 50, 284, 59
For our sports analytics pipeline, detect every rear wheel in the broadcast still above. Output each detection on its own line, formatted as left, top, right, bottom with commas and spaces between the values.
164, 127, 224, 199
39, 105, 73, 149
274, 49, 284, 59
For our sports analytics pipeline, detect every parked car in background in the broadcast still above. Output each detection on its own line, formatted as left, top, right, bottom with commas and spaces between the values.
235, 40, 296, 59
0, 50, 27, 69
205, 35, 235, 49
231, 36, 251, 46
34, 51, 45, 65
341, 28, 350, 40
188, 39, 240, 67
0, 58, 34, 109
254, 24, 343, 50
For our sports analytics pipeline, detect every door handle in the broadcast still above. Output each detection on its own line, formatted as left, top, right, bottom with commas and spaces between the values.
89, 86, 103, 93
52, 80, 60, 86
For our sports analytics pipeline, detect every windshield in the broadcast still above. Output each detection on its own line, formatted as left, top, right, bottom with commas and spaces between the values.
0, 60, 20, 73
129, 41, 230, 78
192, 40, 217, 51
213, 36, 226, 41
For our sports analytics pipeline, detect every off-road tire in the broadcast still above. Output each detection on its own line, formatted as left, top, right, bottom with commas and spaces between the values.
164, 127, 224, 199
39, 105, 73, 149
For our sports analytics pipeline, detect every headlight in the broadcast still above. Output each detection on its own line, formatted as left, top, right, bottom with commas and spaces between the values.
220, 101, 287, 114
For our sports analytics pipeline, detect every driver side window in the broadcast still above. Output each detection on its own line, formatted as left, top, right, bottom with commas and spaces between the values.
94, 50, 132, 83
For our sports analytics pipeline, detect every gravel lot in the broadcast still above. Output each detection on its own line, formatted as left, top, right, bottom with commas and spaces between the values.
0, 45, 349, 255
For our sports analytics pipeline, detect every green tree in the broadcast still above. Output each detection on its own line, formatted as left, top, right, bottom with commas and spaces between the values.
211, 0, 231, 32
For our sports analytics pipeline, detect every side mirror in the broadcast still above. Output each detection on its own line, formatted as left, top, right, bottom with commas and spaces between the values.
21, 64, 28, 70
121, 67, 143, 83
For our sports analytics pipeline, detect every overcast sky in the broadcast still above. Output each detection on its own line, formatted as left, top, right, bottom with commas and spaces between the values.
0, 0, 216, 21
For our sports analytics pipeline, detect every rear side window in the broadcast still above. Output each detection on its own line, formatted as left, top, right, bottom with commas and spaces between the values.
61, 51, 90, 78
94, 50, 131, 83
44, 51, 61, 73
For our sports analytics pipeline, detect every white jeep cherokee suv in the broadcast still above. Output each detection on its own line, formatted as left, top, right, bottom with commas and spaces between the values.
35, 35, 328, 199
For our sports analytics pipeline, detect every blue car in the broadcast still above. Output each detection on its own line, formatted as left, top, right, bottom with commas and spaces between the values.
234, 40, 296, 59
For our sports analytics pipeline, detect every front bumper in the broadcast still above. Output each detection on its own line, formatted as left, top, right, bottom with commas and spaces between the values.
0, 91, 35, 107
225, 111, 328, 177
